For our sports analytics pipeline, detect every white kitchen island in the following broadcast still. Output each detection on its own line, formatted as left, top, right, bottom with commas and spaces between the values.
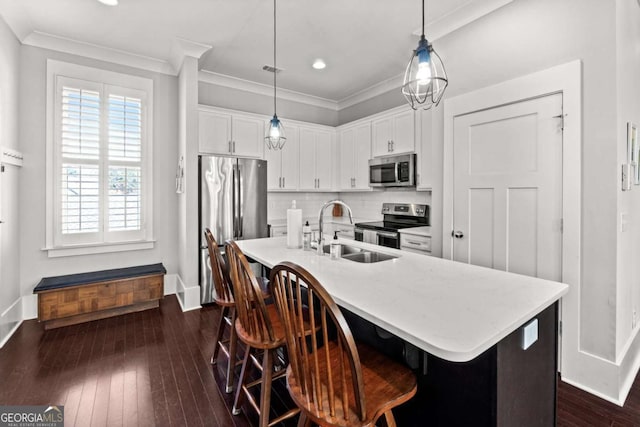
236, 236, 568, 426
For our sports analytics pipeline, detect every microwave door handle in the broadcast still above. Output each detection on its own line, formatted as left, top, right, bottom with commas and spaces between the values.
395, 163, 400, 183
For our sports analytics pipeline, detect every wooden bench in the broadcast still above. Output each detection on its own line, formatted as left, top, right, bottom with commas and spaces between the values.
34, 263, 166, 329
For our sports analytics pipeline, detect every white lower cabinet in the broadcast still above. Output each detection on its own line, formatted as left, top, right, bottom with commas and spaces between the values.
298, 126, 334, 191
400, 233, 431, 255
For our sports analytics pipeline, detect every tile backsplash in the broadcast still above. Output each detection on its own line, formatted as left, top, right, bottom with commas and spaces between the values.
268, 190, 432, 222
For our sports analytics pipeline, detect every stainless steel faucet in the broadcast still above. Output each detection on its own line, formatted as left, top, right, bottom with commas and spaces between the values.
316, 200, 354, 255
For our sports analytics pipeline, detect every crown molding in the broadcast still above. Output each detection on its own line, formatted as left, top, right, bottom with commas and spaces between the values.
22, 31, 175, 75
169, 37, 212, 72
414, 0, 513, 41
199, 70, 339, 111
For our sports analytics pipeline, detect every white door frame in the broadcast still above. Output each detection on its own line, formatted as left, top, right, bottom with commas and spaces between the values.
443, 60, 582, 373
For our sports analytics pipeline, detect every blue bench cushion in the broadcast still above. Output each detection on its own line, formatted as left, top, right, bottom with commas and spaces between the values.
34, 263, 167, 293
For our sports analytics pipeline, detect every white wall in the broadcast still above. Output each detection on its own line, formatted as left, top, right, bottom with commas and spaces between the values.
0, 16, 22, 342
18, 45, 179, 297
615, 0, 640, 390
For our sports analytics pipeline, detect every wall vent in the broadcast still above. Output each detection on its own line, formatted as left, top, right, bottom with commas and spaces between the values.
262, 65, 283, 73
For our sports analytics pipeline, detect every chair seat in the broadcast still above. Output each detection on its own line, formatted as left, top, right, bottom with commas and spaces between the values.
287, 340, 417, 427
235, 304, 285, 350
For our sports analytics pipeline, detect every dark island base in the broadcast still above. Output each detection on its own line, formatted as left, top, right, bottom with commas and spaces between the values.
342, 303, 558, 427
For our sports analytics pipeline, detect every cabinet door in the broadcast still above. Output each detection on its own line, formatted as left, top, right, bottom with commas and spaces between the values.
232, 115, 264, 158
264, 138, 282, 190
298, 127, 317, 190
371, 116, 392, 157
391, 110, 415, 154
417, 109, 433, 189
199, 109, 232, 154
315, 129, 333, 190
338, 127, 356, 190
353, 124, 371, 190
281, 125, 299, 190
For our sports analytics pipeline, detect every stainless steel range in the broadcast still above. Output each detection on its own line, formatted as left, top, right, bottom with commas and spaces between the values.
354, 203, 429, 249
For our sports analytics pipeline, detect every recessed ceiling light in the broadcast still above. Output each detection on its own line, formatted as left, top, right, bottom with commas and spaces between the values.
312, 59, 326, 70
97, 0, 118, 6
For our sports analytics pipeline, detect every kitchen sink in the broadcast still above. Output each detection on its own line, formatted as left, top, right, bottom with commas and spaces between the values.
322, 244, 398, 263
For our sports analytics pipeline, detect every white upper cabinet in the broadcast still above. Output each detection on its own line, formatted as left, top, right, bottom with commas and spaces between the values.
417, 108, 433, 190
298, 125, 334, 191
371, 108, 415, 157
338, 122, 371, 191
198, 106, 264, 158
265, 123, 299, 191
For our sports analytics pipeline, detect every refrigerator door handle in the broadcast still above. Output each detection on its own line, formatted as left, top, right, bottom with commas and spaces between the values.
232, 163, 239, 238
238, 164, 244, 238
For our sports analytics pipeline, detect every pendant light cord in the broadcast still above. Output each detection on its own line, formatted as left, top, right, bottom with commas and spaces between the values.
421, 0, 425, 37
273, 0, 277, 116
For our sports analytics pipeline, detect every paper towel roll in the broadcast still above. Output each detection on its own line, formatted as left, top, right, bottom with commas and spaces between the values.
287, 200, 302, 249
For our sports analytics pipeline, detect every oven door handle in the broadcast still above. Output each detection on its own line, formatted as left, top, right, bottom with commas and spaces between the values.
376, 230, 399, 239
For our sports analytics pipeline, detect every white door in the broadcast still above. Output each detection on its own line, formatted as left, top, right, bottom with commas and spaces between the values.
391, 110, 415, 154
232, 115, 263, 158
198, 109, 231, 154
280, 125, 299, 190
371, 117, 392, 157
315, 130, 333, 190
298, 127, 317, 190
338, 127, 355, 190
353, 124, 371, 190
452, 93, 563, 282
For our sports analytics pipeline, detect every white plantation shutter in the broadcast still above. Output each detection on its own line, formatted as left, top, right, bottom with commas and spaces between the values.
50, 68, 152, 249
108, 93, 143, 232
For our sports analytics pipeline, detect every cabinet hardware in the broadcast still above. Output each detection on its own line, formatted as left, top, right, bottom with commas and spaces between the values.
406, 241, 422, 246
391, 140, 394, 151
228, 141, 232, 153
233, 141, 236, 153
279, 177, 282, 188
282, 176, 285, 187
387, 140, 391, 152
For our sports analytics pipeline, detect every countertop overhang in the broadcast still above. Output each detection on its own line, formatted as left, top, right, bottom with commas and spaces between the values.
236, 237, 568, 363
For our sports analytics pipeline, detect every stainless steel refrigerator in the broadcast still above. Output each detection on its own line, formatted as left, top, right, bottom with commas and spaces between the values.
199, 155, 268, 304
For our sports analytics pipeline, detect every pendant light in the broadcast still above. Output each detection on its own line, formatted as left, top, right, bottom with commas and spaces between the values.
401, 0, 448, 110
265, 0, 286, 150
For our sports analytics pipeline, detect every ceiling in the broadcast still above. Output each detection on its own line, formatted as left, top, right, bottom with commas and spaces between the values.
0, 0, 511, 103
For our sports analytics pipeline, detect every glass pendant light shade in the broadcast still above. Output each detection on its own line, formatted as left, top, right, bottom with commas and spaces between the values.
265, 0, 286, 150
265, 115, 286, 150
402, 0, 448, 110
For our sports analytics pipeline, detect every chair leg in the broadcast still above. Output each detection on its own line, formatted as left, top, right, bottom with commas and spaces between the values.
232, 344, 252, 416
382, 410, 397, 427
211, 306, 228, 365
259, 348, 274, 427
297, 412, 311, 427
224, 309, 237, 393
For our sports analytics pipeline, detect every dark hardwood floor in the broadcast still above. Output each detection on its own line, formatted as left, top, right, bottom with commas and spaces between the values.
1, 295, 639, 426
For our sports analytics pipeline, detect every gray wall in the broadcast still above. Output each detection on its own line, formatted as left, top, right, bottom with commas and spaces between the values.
18, 45, 180, 296
0, 16, 21, 324
199, 82, 339, 127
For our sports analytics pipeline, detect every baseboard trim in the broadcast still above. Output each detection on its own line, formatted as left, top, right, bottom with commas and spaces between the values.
561, 375, 623, 406
174, 275, 201, 312
0, 298, 23, 348
164, 273, 178, 296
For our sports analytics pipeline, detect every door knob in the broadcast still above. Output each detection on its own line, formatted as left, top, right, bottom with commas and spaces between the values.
452, 230, 464, 239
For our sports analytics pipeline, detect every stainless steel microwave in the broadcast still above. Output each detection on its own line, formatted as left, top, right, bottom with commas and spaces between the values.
369, 154, 416, 187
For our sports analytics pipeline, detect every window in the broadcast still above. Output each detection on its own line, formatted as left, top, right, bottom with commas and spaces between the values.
46, 60, 153, 256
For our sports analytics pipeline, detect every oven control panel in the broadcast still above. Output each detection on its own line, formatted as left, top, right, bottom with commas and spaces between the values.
381, 203, 428, 218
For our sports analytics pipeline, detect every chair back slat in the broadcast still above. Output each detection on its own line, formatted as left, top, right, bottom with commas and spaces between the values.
270, 262, 367, 423
225, 241, 278, 345
204, 229, 233, 304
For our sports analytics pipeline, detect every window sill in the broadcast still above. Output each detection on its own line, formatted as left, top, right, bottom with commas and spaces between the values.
43, 240, 156, 258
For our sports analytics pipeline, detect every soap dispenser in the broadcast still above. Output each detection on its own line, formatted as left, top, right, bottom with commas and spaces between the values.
302, 221, 312, 251
330, 231, 341, 260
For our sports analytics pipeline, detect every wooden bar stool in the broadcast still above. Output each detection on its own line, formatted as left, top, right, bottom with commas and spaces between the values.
204, 228, 238, 393
269, 261, 418, 427
225, 241, 300, 427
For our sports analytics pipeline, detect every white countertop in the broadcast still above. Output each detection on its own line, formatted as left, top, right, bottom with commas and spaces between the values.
398, 226, 432, 237
236, 237, 568, 363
